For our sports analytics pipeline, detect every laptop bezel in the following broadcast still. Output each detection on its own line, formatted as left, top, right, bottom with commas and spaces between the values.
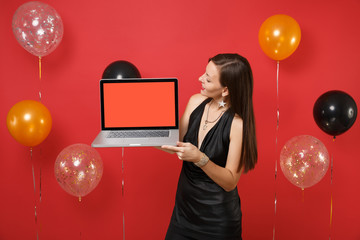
99, 78, 179, 131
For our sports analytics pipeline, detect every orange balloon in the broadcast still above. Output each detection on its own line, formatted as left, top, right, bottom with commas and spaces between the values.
7, 100, 52, 147
259, 14, 301, 61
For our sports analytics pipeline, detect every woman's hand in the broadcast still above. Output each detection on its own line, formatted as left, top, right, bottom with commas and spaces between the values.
162, 142, 202, 163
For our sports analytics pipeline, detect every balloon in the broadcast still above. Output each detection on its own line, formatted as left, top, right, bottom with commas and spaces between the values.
12, 1, 64, 57
102, 60, 141, 79
54, 144, 103, 200
313, 90, 357, 137
258, 14, 301, 61
7, 100, 52, 147
280, 135, 329, 189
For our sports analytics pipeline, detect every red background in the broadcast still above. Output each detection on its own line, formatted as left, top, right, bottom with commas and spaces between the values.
1, 0, 359, 239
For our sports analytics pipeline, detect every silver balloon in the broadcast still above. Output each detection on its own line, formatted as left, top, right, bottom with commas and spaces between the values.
12, 1, 64, 57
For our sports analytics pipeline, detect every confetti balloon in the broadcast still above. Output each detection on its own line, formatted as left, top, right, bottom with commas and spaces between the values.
280, 135, 329, 189
12, 1, 64, 57
55, 144, 103, 200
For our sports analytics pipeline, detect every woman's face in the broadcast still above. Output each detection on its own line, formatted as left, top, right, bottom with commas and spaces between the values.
199, 61, 225, 100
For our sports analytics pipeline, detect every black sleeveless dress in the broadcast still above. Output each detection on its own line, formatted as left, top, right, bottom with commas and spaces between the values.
165, 99, 242, 240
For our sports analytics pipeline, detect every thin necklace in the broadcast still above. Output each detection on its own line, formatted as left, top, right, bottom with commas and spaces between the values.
203, 100, 226, 130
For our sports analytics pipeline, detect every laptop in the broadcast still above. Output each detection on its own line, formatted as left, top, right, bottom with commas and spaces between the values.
91, 78, 179, 147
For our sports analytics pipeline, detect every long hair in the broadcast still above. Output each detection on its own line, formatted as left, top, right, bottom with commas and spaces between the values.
209, 53, 257, 173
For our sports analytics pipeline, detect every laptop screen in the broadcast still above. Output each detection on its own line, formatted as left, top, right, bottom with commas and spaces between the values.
100, 78, 178, 130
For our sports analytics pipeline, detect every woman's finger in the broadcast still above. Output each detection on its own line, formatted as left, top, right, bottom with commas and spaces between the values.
177, 141, 188, 147
162, 145, 182, 152
176, 152, 183, 160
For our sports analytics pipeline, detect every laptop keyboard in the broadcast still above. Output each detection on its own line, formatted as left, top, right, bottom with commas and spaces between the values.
107, 130, 170, 138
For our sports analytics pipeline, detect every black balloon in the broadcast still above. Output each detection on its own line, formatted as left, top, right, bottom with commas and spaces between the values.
102, 60, 141, 79
313, 90, 357, 137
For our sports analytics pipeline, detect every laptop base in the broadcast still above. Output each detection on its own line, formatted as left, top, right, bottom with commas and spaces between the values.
91, 130, 179, 148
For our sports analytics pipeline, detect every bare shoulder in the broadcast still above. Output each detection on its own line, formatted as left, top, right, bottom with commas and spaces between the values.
179, 94, 207, 140
188, 93, 207, 105
186, 93, 207, 112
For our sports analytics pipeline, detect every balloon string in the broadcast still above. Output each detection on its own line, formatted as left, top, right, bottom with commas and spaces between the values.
39, 57, 42, 80
38, 57, 42, 102
275, 60, 280, 180
273, 60, 280, 240
31, 148, 35, 194
122, 147, 125, 240
30, 148, 39, 239
272, 192, 277, 240
39, 167, 42, 203
122, 147, 125, 197
302, 188, 305, 240
330, 140, 334, 185
276, 60, 280, 130
38, 166, 42, 238
329, 146, 334, 239
123, 212, 126, 240
329, 193, 333, 240
302, 188, 305, 202
31, 149, 37, 224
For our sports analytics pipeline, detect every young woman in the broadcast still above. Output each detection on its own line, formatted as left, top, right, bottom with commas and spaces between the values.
162, 53, 257, 240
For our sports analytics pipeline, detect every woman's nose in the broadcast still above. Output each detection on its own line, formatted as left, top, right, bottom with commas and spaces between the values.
199, 74, 204, 82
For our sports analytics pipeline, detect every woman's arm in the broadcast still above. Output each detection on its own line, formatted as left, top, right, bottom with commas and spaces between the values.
202, 116, 243, 191
162, 116, 244, 192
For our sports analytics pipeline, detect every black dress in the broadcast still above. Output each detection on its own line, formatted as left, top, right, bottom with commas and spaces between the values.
165, 98, 242, 240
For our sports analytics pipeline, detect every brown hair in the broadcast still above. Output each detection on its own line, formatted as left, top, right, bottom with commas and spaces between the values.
209, 53, 257, 173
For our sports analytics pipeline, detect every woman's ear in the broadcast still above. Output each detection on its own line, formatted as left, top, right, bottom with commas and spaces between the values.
222, 87, 229, 97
